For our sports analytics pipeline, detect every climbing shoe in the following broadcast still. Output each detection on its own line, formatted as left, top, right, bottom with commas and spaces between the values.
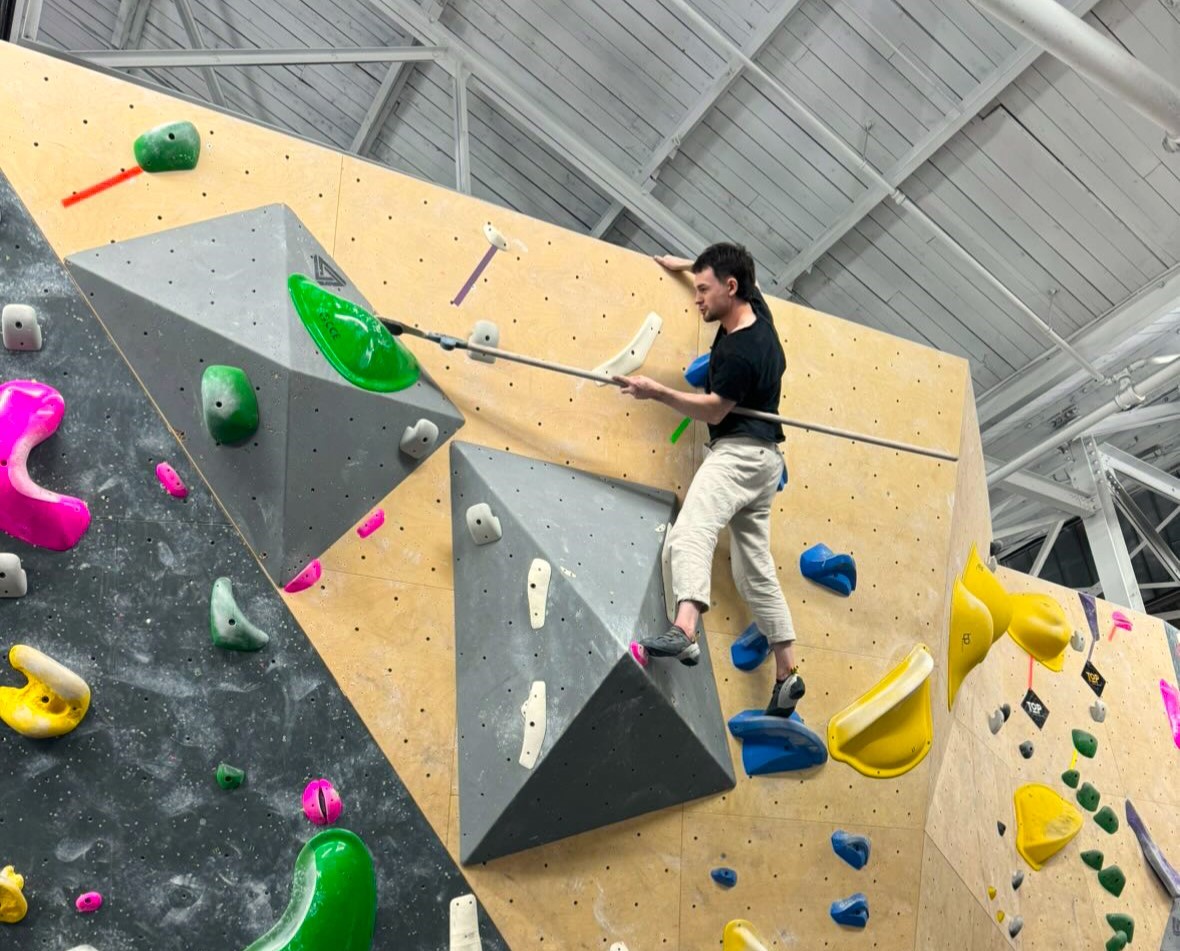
766, 672, 806, 717
640, 625, 700, 666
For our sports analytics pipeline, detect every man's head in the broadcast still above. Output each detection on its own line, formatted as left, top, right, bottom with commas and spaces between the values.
691, 243, 756, 323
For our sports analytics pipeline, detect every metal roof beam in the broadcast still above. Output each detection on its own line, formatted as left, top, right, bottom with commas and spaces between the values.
73, 46, 444, 68
985, 456, 1097, 516
1099, 443, 1180, 507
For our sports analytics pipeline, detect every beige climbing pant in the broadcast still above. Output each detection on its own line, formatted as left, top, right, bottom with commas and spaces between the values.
668, 436, 796, 644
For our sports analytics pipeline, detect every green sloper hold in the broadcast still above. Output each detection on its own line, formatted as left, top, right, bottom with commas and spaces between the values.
216, 763, 246, 790
1099, 865, 1127, 897
133, 120, 201, 172
210, 577, 269, 651
1095, 806, 1120, 834
201, 365, 259, 444
1106, 932, 1129, 951
1078, 782, 1101, 812
1062, 769, 1081, 789
1082, 850, 1105, 870
287, 275, 419, 394
1106, 914, 1134, 944
243, 828, 375, 951
1073, 729, 1098, 758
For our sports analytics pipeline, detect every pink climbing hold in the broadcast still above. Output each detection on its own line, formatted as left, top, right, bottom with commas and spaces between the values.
283, 559, 322, 594
0, 380, 91, 550
154, 461, 187, 499
1108, 611, 1132, 642
75, 891, 102, 913
356, 508, 385, 539
1161, 680, 1180, 750
302, 778, 343, 825
629, 642, 649, 668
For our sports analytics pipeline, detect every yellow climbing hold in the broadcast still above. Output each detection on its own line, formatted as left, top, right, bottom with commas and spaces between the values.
987, 886, 997, 900
828, 643, 934, 779
0, 866, 27, 924
1007, 593, 1070, 672
947, 578, 994, 710
997, 911, 1006, 923
962, 543, 1012, 641
723, 919, 769, 951
1014, 783, 1083, 871
0, 645, 90, 738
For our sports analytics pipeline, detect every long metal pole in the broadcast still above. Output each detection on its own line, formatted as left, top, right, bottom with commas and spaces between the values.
75, 46, 445, 68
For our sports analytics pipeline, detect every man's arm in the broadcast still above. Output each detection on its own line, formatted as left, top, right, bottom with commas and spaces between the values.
614, 374, 735, 425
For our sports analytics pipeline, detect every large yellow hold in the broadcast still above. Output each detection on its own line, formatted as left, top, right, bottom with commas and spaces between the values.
0, 645, 91, 738
0, 866, 27, 924
1013, 783, 1083, 871
723, 919, 769, 951
961, 543, 1012, 641
828, 643, 934, 779
947, 578, 994, 710
1007, 593, 1071, 672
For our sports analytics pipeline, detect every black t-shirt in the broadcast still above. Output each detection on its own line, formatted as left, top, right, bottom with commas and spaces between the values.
706, 287, 786, 443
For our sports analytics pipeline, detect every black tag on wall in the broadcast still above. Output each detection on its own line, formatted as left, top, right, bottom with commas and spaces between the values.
1082, 660, 1106, 697
1021, 688, 1050, 729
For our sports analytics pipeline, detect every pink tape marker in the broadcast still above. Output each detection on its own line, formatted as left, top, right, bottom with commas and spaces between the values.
302, 778, 342, 825
356, 508, 385, 539
0, 380, 91, 550
283, 559, 322, 594
1161, 680, 1180, 750
75, 891, 103, 913
154, 461, 188, 499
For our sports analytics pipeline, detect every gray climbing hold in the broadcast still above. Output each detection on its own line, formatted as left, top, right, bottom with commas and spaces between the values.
2, 303, 42, 351
1071, 629, 1086, 652
209, 577, 270, 651
0, 553, 28, 598
1011, 870, 1024, 891
399, 418, 440, 460
1090, 699, 1107, 723
1019, 740, 1034, 759
465, 502, 502, 545
997, 821, 1006, 837
1008, 916, 1023, 938
1001, 703, 1011, 720
988, 709, 1005, 735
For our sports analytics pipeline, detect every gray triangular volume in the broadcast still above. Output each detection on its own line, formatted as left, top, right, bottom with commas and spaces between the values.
450, 442, 734, 864
66, 204, 464, 584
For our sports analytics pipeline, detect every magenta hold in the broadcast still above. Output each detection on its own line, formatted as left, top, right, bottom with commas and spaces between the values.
629, 642, 649, 668
155, 461, 188, 499
283, 559, 322, 594
302, 778, 343, 825
356, 508, 385, 539
75, 891, 103, 913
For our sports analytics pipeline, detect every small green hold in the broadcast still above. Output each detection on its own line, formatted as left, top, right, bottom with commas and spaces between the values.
210, 577, 270, 651
133, 120, 201, 172
1072, 728, 1098, 758
201, 365, 259, 444
1106, 914, 1135, 944
1095, 805, 1120, 834
1106, 932, 1129, 951
1081, 850, 1105, 870
1062, 768, 1080, 788
1098, 865, 1127, 897
216, 762, 246, 790
1077, 781, 1101, 812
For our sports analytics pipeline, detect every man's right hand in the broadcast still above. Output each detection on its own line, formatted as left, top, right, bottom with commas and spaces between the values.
653, 254, 694, 272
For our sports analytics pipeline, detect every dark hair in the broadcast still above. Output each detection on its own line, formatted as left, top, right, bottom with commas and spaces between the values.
692, 243, 756, 301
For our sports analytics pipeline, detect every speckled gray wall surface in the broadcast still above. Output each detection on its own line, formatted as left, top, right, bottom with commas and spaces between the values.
64, 204, 464, 587
0, 174, 505, 950
449, 442, 734, 864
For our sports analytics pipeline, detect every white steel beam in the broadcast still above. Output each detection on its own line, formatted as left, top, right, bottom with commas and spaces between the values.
1029, 519, 1065, 577
985, 455, 1096, 516
1130, 504, 1180, 560
450, 59, 471, 194
1085, 401, 1180, 438
1099, 442, 1180, 506
993, 515, 1068, 542
76, 46, 444, 68
9, 0, 43, 40
351, 51, 422, 155
111, 0, 151, 48
1109, 474, 1180, 583
173, 0, 226, 108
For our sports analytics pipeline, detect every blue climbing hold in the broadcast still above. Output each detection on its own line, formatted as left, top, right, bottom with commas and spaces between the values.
831, 830, 871, 870
684, 353, 710, 388
710, 867, 737, 888
830, 893, 869, 929
727, 709, 828, 775
799, 543, 857, 596
731, 623, 770, 671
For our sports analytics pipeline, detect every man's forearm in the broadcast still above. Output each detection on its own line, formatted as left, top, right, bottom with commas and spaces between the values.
653, 385, 727, 424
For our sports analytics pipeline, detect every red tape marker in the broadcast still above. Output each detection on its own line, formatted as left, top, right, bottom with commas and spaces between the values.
62, 166, 143, 207
1027, 653, 1034, 689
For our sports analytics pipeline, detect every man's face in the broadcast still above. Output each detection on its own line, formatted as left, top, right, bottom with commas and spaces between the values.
692, 267, 735, 323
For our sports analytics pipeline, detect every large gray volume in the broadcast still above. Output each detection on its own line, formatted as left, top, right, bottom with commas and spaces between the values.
66, 205, 463, 586
0, 174, 503, 950
450, 442, 734, 864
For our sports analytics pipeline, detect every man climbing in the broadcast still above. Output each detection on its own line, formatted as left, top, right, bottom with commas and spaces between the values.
614, 243, 804, 717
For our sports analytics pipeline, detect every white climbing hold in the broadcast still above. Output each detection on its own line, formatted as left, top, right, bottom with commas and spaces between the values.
591, 311, 663, 384
467, 320, 499, 364
988, 709, 1005, 735
1090, 699, 1107, 723
1011, 869, 1024, 891
1071, 629, 1086, 652
465, 503, 502, 545
0, 554, 27, 598
483, 222, 508, 251
527, 558, 551, 630
609, 945, 630, 951
449, 894, 481, 951
519, 680, 546, 769
1008, 916, 1023, 938
2, 304, 42, 351
661, 520, 675, 623
399, 418, 439, 460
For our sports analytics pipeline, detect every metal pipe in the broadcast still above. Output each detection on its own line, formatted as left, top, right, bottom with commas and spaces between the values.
450, 60, 471, 194
971, 0, 1180, 151
75, 46, 445, 68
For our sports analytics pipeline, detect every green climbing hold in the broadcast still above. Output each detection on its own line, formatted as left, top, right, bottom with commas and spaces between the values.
216, 763, 246, 790
287, 275, 420, 393
1061, 769, 1080, 788
242, 828, 375, 951
133, 120, 201, 172
1077, 782, 1101, 812
201, 365, 259, 444
1098, 865, 1127, 897
1072, 728, 1098, 758
1095, 805, 1120, 834
1081, 850, 1104, 870
210, 577, 270, 651
1106, 932, 1129, 951
1106, 914, 1134, 944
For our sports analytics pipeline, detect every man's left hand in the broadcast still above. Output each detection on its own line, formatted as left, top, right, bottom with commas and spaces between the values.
614, 375, 664, 400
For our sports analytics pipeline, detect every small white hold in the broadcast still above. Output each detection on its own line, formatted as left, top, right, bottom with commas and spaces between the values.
988, 708, 1005, 735
1011, 869, 1024, 891
483, 222, 509, 251
467, 320, 499, 364
0, 553, 27, 598
1071, 629, 1086, 652
1090, 699, 1107, 723
399, 418, 440, 460
67, 946, 101, 951
465, 503, 502, 545
449, 893, 481, 951
518, 680, 546, 770
527, 559, 551, 630
2, 304, 42, 351
610, 945, 631, 951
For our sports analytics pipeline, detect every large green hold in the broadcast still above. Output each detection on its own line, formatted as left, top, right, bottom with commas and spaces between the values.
1072, 729, 1098, 758
287, 274, 420, 393
210, 577, 270, 651
133, 120, 201, 172
216, 763, 246, 790
1077, 782, 1101, 812
1106, 914, 1135, 944
1095, 805, 1120, 834
1061, 769, 1080, 789
1098, 865, 1126, 897
1081, 849, 1104, 870
242, 829, 376, 951
201, 365, 259, 444
1106, 932, 1129, 951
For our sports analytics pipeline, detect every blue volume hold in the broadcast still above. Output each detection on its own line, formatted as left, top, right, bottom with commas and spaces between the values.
684, 353, 710, 388
731, 622, 770, 671
710, 867, 737, 888
830, 893, 869, 929
799, 543, 857, 596
727, 709, 828, 775
831, 830, 871, 870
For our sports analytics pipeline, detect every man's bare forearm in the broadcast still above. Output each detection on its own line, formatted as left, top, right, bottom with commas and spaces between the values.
652, 384, 731, 424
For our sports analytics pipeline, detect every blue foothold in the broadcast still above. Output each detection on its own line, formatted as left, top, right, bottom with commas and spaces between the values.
731, 622, 770, 671
726, 709, 829, 775
830, 892, 869, 929
710, 867, 737, 888
831, 830, 871, 870
799, 543, 857, 596
684, 352, 710, 388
